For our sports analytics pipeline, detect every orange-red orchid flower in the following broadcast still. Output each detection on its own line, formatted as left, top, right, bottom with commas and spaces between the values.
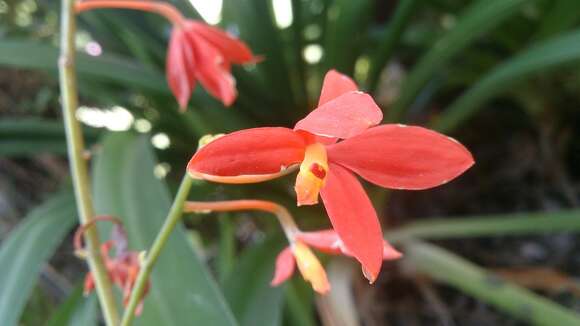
75, 217, 150, 315
187, 70, 474, 282
75, 0, 259, 109
270, 230, 402, 291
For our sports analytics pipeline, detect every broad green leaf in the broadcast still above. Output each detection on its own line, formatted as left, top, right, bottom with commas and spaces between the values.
388, 0, 531, 122
434, 28, 580, 132
0, 40, 167, 92
405, 241, 580, 325
92, 132, 237, 326
388, 209, 580, 242
0, 192, 77, 326
224, 236, 286, 326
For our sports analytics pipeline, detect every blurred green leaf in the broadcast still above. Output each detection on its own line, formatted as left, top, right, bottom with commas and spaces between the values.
92, 131, 237, 326
224, 236, 286, 326
405, 241, 580, 325
284, 281, 316, 326
323, 0, 373, 76
0, 192, 76, 326
434, 28, 580, 132
47, 287, 98, 326
534, 0, 580, 40
388, 0, 531, 122
217, 215, 236, 284
368, 0, 419, 91
68, 294, 98, 326
0, 40, 167, 92
388, 209, 580, 242
0, 118, 100, 157
223, 0, 297, 114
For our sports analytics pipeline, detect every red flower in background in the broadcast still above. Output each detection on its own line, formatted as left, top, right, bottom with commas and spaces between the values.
187, 70, 474, 283
271, 230, 402, 293
76, 0, 259, 109
75, 216, 150, 315
166, 21, 258, 109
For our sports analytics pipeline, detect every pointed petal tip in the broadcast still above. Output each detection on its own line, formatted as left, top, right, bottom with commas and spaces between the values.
271, 247, 296, 287
313, 282, 331, 295
362, 265, 379, 284
383, 240, 403, 260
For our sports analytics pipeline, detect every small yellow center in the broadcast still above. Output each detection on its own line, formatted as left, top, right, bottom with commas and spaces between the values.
294, 143, 328, 206
293, 241, 330, 294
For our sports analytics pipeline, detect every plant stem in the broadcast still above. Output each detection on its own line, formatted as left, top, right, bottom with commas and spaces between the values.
120, 175, 194, 326
58, 1, 120, 325
75, 0, 185, 26
183, 199, 300, 242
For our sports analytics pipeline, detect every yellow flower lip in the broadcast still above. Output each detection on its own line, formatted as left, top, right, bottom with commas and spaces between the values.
294, 143, 328, 206
293, 241, 330, 294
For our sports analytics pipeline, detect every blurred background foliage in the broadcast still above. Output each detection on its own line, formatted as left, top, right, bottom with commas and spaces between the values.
3, 0, 580, 324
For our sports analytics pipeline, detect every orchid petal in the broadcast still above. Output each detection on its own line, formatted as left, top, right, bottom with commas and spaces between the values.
320, 163, 383, 282
188, 127, 307, 183
327, 125, 474, 190
295, 230, 342, 255
318, 70, 358, 106
294, 91, 383, 139
382, 241, 403, 260
166, 28, 196, 110
271, 247, 296, 286
189, 33, 237, 106
188, 21, 257, 64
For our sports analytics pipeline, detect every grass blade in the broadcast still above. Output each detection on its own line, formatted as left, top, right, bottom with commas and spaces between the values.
405, 241, 580, 325
434, 28, 580, 133
388, 209, 580, 242
367, 0, 419, 91
387, 0, 530, 122
0, 118, 99, 157
0, 40, 167, 92
322, 0, 374, 76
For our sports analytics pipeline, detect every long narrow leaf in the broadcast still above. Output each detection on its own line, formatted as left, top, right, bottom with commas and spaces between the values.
0, 40, 167, 92
323, 0, 374, 76
388, 209, 580, 243
0, 119, 100, 157
405, 241, 580, 325
368, 0, 419, 91
388, 0, 530, 122
0, 192, 77, 326
434, 28, 580, 133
